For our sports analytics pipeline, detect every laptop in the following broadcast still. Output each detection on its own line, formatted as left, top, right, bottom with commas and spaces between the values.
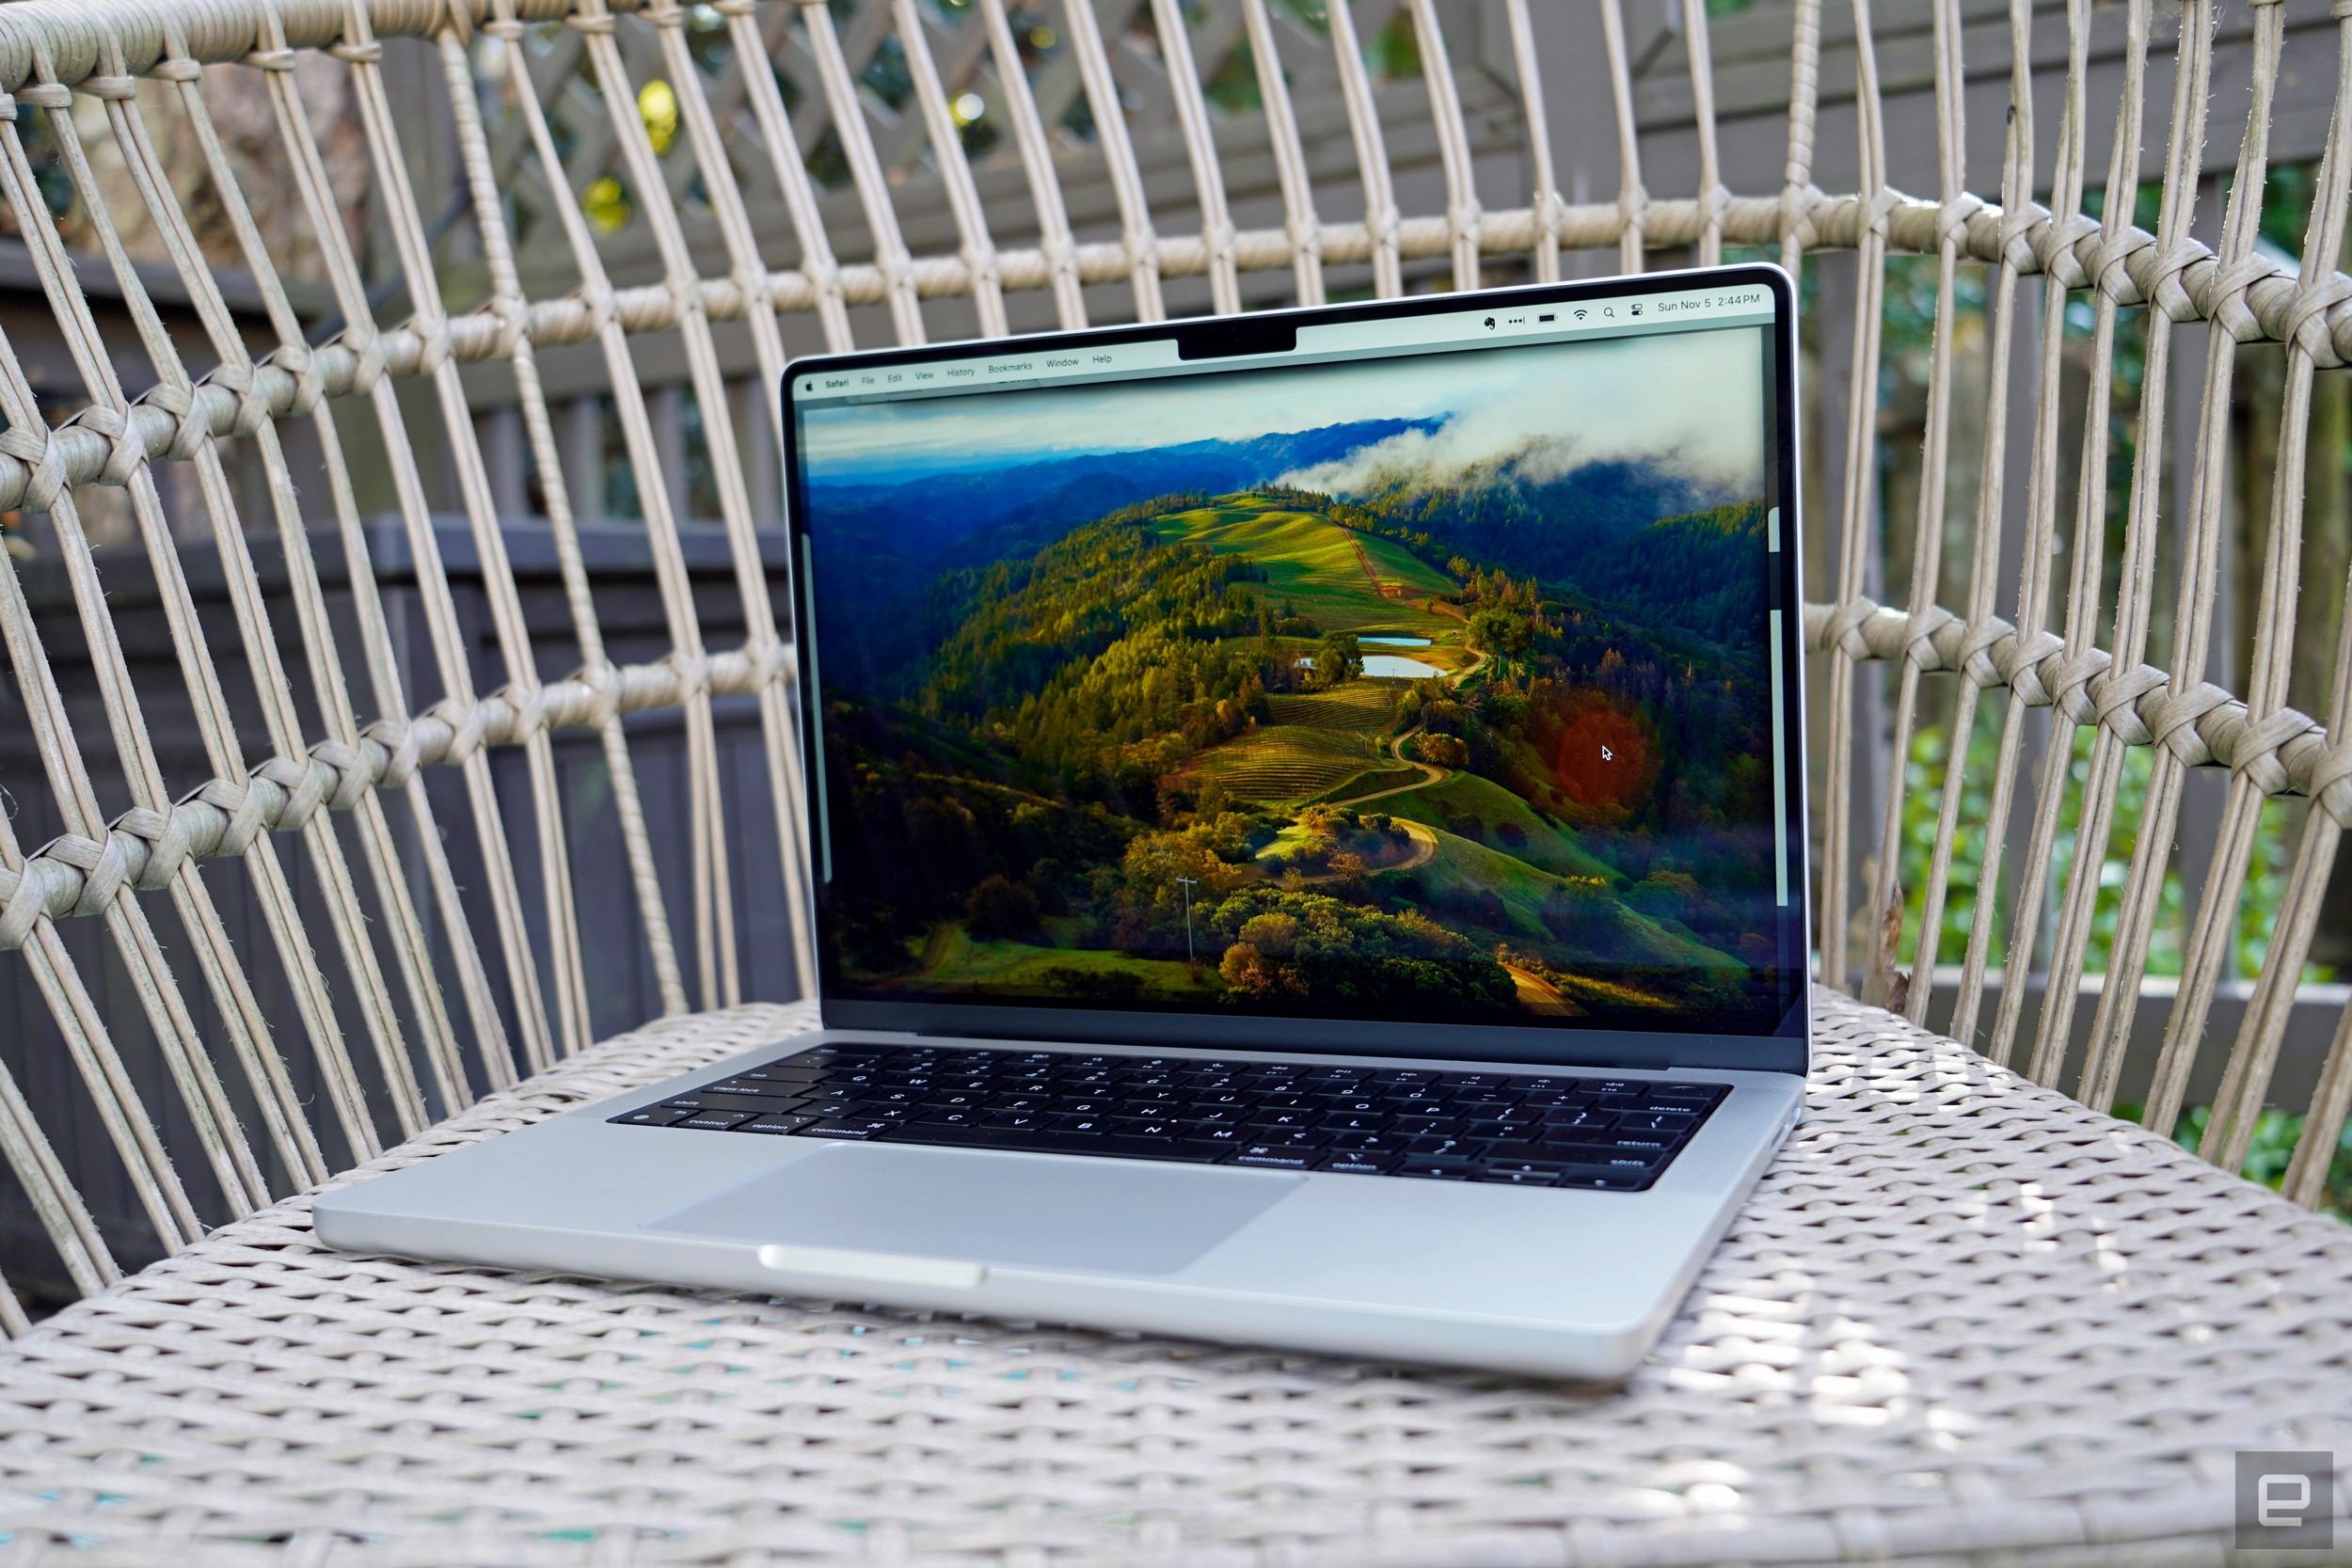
314, 264, 1809, 1378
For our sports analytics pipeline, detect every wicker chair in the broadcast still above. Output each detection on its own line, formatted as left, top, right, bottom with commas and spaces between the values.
0, 0, 2346, 1560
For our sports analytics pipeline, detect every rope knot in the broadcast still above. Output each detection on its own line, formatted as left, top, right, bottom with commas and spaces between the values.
194, 776, 271, 857
141, 380, 214, 458
2033, 211, 2099, 290
2088, 660, 2167, 746
15, 83, 71, 110
2203, 253, 2276, 341
0, 423, 65, 513
2217, 705, 2317, 793
328, 40, 385, 63
254, 753, 332, 833
0, 856, 79, 950
1997, 628, 2067, 706
245, 47, 298, 71
2282, 274, 2352, 367
79, 75, 139, 102
363, 718, 425, 790
308, 739, 373, 811
2093, 223, 2157, 303
2144, 236, 2211, 321
1934, 192, 1986, 251
106, 807, 175, 889
264, 342, 326, 418
2047, 644, 2114, 727
667, 649, 712, 702
147, 58, 203, 83
1957, 614, 2013, 689
36, 832, 131, 918
67, 404, 148, 486
2142, 678, 2233, 766
2309, 736, 2352, 824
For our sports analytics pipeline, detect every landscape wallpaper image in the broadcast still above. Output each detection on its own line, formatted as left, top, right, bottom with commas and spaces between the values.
798, 326, 1792, 1033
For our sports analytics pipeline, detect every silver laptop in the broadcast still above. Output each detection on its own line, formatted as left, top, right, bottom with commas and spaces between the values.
315, 265, 1808, 1378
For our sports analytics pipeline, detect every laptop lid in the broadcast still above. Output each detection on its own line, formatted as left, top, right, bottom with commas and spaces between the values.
783, 265, 1807, 1076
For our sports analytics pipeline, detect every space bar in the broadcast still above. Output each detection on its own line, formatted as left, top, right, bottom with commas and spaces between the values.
884, 1125, 1218, 1164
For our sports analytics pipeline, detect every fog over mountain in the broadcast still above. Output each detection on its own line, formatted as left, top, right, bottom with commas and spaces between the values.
1276, 416, 1760, 505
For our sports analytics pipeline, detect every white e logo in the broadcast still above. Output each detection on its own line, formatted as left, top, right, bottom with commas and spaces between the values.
2259, 1473, 2312, 1528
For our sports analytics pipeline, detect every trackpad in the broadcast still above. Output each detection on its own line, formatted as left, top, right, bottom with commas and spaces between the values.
649, 1143, 1302, 1275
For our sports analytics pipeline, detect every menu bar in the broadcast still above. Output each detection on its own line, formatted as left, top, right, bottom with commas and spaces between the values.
792, 283, 1772, 405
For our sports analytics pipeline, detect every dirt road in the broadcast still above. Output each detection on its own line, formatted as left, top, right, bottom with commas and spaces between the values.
1278, 817, 1438, 881
1503, 962, 1578, 1015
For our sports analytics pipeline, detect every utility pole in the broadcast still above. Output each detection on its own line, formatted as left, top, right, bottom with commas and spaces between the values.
1175, 877, 1199, 963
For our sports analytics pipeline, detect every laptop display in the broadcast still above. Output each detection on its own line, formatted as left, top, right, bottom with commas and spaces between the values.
787, 277, 1803, 1041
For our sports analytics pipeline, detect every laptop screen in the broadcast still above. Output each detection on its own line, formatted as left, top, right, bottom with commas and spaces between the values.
787, 273, 1804, 1045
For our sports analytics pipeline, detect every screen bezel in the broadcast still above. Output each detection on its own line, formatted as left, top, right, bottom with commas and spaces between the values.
782, 262, 1810, 1077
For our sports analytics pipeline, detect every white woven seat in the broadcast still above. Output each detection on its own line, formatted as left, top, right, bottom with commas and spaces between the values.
1, 0, 2351, 1556
0, 991, 2341, 1565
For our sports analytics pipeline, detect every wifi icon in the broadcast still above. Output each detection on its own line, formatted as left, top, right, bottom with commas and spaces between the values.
1574, 309, 1588, 321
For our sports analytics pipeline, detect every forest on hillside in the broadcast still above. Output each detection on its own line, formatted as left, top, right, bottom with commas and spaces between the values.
815, 479, 1788, 1032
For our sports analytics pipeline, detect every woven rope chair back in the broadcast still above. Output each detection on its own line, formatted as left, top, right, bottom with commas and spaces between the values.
0, 0, 2346, 1318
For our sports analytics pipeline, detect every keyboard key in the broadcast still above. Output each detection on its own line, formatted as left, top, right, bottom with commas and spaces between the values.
803, 1119, 896, 1139
1481, 1160, 1566, 1180
1556, 1165, 1653, 1191
675, 1111, 755, 1131
1399, 1156, 1481, 1180
983, 1112, 1050, 1130
1228, 1146, 1318, 1169
664, 1092, 802, 1116
1595, 1094, 1649, 1113
1319, 1112, 1391, 1132
734, 1115, 818, 1135
1318, 1152, 1402, 1175
705, 1079, 809, 1099
1406, 1135, 1491, 1158
897, 1126, 1200, 1162
1477, 1167, 1563, 1186
611, 1106, 692, 1127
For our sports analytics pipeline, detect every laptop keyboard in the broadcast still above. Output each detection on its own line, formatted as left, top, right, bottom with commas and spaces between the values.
612, 1044, 1726, 1191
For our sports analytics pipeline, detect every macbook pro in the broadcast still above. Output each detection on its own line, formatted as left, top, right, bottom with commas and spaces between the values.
315, 263, 1810, 1378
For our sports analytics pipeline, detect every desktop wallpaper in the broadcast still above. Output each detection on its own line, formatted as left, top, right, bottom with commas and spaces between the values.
796, 325, 1790, 1033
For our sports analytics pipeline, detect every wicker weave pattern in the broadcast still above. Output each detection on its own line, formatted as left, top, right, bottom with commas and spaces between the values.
0, 991, 2339, 1566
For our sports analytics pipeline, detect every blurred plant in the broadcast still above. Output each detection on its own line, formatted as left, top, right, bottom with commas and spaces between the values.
2112, 1101, 2352, 1223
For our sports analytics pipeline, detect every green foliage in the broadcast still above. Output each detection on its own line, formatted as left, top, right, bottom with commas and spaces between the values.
965, 874, 1041, 940
1899, 714, 2315, 983
1311, 629, 1364, 687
